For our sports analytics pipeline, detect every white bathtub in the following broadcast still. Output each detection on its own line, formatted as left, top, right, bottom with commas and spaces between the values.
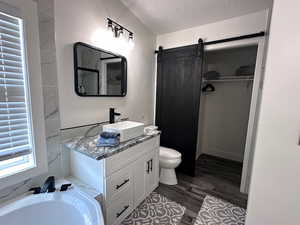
0, 187, 104, 225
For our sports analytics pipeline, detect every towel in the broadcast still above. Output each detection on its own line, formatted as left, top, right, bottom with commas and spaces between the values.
97, 132, 120, 147
203, 71, 220, 80
100, 131, 120, 139
235, 65, 255, 76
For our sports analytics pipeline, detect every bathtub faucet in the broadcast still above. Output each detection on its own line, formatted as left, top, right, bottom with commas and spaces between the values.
41, 176, 56, 193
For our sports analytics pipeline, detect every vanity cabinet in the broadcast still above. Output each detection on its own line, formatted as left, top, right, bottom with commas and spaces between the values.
69, 135, 160, 225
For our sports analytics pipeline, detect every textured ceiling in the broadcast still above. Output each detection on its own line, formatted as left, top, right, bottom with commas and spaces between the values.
120, 0, 273, 34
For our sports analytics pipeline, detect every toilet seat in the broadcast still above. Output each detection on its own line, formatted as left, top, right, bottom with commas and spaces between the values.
159, 147, 181, 159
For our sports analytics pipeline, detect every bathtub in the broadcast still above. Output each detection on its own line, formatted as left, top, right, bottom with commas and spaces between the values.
0, 187, 104, 225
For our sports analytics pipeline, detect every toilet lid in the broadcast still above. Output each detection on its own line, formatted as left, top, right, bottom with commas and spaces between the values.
159, 147, 181, 159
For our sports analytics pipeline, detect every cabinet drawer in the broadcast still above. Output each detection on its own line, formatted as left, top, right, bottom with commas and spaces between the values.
106, 187, 133, 225
106, 164, 133, 202
105, 136, 159, 176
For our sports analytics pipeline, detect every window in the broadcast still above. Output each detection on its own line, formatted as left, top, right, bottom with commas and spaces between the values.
0, 11, 35, 178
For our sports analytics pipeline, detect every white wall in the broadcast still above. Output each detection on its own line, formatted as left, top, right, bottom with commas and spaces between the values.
199, 84, 253, 162
157, 10, 269, 49
55, 0, 156, 129
246, 1, 300, 224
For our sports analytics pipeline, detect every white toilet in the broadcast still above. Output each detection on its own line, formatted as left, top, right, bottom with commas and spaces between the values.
159, 146, 182, 185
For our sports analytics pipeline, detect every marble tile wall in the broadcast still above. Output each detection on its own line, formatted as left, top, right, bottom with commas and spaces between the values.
0, 0, 63, 203
37, 0, 62, 179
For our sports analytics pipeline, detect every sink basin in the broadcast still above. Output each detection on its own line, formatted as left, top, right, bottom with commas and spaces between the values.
103, 121, 144, 142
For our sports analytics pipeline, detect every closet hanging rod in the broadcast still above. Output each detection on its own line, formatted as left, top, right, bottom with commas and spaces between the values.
203, 75, 254, 82
154, 31, 265, 54
203, 78, 254, 82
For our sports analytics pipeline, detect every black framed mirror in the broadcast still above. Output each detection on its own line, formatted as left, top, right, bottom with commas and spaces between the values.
74, 42, 127, 97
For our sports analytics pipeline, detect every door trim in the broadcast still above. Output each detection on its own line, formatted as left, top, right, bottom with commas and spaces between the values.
240, 38, 267, 193
204, 37, 267, 193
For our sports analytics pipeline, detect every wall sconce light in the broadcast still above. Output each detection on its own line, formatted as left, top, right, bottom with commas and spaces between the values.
128, 32, 134, 49
107, 19, 113, 32
129, 32, 133, 40
107, 18, 134, 43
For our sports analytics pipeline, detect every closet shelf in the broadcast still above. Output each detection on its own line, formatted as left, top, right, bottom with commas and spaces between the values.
203, 75, 254, 82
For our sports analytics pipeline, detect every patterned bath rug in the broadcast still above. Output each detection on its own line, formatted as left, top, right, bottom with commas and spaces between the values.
121, 192, 186, 225
194, 195, 246, 225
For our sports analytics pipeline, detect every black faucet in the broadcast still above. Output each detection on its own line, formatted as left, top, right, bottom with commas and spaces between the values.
41, 176, 56, 193
109, 108, 121, 124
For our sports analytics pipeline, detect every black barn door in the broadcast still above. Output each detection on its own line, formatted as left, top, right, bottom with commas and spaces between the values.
156, 42, 204, 176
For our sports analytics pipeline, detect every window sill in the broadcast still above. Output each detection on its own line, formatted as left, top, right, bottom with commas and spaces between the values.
0, 155, 35, 179
0, 160, 47, 190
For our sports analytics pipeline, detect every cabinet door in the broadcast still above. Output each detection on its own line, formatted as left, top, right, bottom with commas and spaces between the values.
133, 148, 159, 207
133, 155, 147, 207
145, 148, 159, 195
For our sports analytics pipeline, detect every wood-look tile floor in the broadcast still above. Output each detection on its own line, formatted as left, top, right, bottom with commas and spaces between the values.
155, 154, 248, 225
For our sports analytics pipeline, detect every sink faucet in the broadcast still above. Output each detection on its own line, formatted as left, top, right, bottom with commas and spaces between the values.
41, 176, 56, 193
109, 108, 121, 124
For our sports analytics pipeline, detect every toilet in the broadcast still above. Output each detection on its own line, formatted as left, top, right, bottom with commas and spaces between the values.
159, 146, 182, 185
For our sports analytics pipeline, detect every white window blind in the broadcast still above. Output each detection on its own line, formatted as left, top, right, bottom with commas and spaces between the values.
0, 12, 32, 162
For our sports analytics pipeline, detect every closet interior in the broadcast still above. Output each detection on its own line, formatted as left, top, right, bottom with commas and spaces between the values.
197, 44, 259, 183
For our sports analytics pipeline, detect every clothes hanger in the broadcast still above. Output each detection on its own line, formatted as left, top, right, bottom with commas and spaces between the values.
202, 83, 215, 92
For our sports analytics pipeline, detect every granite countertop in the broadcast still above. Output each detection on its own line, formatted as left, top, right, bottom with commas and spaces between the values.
64, 132, 160, 160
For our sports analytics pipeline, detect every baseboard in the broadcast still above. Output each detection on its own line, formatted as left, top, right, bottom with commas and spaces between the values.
202, 150, 243, 162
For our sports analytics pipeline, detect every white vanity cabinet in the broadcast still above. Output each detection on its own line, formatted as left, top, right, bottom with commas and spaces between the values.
69, 135, 160, 225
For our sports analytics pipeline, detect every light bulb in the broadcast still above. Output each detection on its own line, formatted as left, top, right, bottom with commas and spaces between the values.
128, 33, 134, 50
119, 31, 126, 45
107, 20, 113, 31
118, 28, 124, 38
107, 19, 115, 39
